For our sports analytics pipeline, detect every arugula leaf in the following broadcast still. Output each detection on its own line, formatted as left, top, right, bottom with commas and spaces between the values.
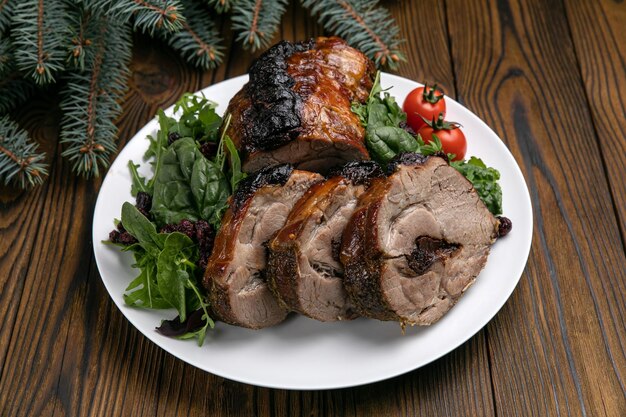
128, 161, 149, 196
451, 156, 503, 215
173, 93, 222, 142
123, 250, 171, 309
157, 232, 197, 321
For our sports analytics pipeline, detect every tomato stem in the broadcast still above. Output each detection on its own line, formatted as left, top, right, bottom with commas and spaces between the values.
422, 84, 444, 104
421, 112, 462, 131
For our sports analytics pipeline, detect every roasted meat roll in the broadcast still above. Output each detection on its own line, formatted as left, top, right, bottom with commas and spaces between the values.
226, 37, 375, 173
268, 161, 385, 322
204, 165, 323, 329
341, 154, 504, 326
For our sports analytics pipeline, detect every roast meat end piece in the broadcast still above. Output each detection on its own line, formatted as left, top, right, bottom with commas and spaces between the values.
204, 168, 323, 329
226, 36, 375, 173
268, 161, 385, 322
341, 155, 500, 326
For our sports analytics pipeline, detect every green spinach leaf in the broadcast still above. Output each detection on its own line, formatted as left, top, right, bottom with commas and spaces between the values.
190, 156, 230, 227
151, 138, 201, 226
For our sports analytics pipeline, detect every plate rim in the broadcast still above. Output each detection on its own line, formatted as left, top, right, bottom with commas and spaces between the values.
92, 72, 533, 390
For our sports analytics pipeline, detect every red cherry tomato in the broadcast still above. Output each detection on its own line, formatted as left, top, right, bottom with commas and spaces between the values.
403, 84, 446, 132
418, 113, 467, 161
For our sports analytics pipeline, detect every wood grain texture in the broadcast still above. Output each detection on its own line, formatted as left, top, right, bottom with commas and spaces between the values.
562, 0, 626, 241
1, 0, 625, 416
446, 0, 626, 415
0, 93, 59, 373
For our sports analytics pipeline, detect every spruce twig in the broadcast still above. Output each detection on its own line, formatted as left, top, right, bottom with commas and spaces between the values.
59, 16, 132, 177
232, 0, 289, 51
66, 6, 95, 71
301, 0, 404, 68
0, 0, 12, 34
0, 115, 48, 188
88, 0, 185, 36
166, 0, 224, 70
11, 0, 69, 84
206, 0, 232, 13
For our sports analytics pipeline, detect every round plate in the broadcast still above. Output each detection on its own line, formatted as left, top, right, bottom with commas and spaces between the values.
93, 73, 533, 390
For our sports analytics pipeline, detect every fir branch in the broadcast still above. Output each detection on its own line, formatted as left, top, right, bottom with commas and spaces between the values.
206, 0, 232, 13
0, 115, 48, 188
66, 6, 95, 71
89, 0, 185, 36
166, 0, 224, 70
60, 17, 132, 178
0, 0, 12, 34
11, 0, 69, 84
301, 0, 404, 68
232, 0, 288, 51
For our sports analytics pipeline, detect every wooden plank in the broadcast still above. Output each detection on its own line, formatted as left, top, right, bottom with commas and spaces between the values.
446, 0, 626, 415
563, 0, 626, 240
0, 94, 58, 374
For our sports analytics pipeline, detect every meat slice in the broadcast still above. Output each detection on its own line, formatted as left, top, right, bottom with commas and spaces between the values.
268, 161, 384, 322
203, 165, 323, 329
226, 37, 375, 173
341, 154, 503, 326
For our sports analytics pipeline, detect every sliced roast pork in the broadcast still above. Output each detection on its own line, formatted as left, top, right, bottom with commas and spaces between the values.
341, 153, 507, 326
268, 161, 385, 322
203, 165, 323, 329
226, 37, 375, 173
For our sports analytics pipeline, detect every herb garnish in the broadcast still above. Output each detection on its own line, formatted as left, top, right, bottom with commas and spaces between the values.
352, 72, 504, 215
111, 93, 245, 345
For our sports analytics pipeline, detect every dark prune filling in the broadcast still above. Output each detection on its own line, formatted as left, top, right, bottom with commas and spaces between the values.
407, 236, 461, 275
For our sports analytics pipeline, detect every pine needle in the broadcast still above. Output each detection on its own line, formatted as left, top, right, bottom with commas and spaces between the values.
88, 0, 186, 36
59, 17, 132, 178
206, 0, 232, 13
0, 0, 12, 34
0, 115, 49, 188
301, 0, 405, 68
11, 0, 69, 84
232, 0, 289, 51
166, 0, 224, 70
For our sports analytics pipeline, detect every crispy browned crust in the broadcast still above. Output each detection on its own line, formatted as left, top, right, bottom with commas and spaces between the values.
203, 199, 249, 325
340, 177, 400, 321
266, 241, 303, 312
226, 37, 375, 170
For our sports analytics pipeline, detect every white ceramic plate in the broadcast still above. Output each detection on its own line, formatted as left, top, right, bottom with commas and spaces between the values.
93, 73, 533, 390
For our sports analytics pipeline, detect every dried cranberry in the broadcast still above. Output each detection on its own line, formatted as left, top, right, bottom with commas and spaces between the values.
496, 216, 513, 238
109, 229, 137, 246
167, 132, 181, 146
136, 192, 152, 212
159, 219, 195, 239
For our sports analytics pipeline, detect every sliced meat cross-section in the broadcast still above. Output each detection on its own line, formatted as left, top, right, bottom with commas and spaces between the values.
203, 165, 323, 329
341, 154, 503, 326
268, 161, 385, 322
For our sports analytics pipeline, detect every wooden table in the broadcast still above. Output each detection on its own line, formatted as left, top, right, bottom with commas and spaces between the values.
1, 1, 624, 415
